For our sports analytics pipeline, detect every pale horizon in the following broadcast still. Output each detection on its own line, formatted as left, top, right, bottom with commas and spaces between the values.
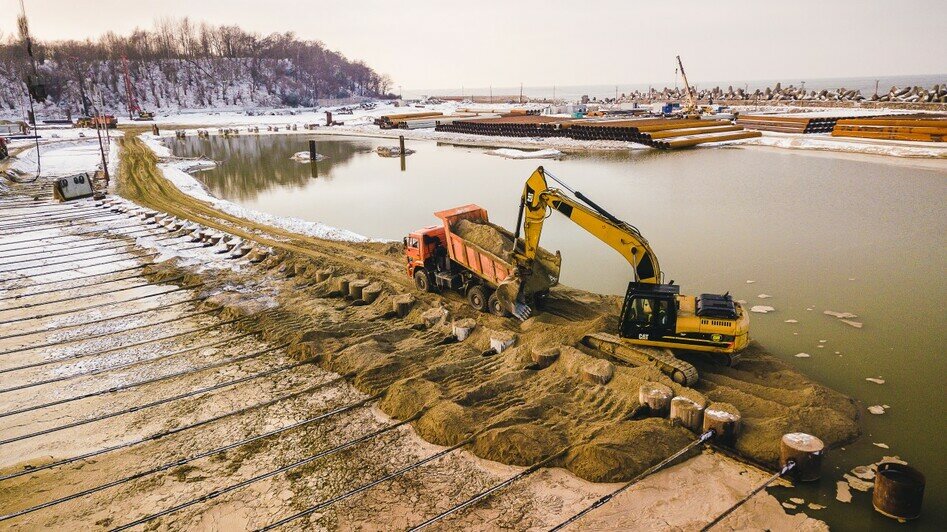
2, 0, 944, 91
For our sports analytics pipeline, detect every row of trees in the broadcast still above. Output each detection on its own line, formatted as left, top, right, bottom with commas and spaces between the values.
0, 17, 393, 116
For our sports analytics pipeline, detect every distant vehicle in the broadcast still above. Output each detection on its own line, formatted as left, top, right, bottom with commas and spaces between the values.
75, 115, 118, 129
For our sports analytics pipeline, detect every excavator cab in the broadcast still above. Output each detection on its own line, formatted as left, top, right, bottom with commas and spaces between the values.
619, 282, 680, 341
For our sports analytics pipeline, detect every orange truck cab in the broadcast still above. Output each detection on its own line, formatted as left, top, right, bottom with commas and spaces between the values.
404, 204, 517, 315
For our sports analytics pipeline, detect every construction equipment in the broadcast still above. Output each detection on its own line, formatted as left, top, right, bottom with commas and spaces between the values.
75, 115, 117, 129
499, 166, 749, 384
121, 56, 154, 121
404, 205, 561, 316
676, 55, 700, 118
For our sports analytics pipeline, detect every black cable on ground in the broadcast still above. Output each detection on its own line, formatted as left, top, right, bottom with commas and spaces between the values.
549, 430, 715, 531
0, 346, 300, 447
0, 330, 256, 394
0, 281, 200, 325
0, 316, 245, 375
0, 342, 286, 418
407, 449, 568, 531
0, 380, 363, 521
257, 437, 474, 531
0, 377, 342, 483
109, 414, 418, 532
699, 461, 795, 532
0, 275, 185, 312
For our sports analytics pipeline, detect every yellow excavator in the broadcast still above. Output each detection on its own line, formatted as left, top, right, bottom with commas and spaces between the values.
497, 166, 749, 385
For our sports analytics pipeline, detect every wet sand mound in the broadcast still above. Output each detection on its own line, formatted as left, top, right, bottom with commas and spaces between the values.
472, 424, 565, 466
566, 419, 696, 482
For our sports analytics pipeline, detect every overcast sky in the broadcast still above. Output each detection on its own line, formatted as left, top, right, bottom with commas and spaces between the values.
3, 0, 944, 89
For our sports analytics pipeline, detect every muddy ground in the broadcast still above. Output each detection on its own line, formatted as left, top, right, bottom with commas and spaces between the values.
0, 134, 856, 530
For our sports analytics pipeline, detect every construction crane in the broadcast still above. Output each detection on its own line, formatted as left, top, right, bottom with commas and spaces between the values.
498, 166, 750, 384
121, 56, 154, 121
676, 55, 700, 117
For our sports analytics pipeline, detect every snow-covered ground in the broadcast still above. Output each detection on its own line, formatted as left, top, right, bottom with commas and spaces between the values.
743, 131, 947, 159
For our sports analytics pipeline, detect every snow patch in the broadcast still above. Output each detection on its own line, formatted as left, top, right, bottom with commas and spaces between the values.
486, 148, 563, 159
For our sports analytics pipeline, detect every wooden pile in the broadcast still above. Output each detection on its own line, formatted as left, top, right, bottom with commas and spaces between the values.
736, 115, 840, 133
832, 117, 947, 142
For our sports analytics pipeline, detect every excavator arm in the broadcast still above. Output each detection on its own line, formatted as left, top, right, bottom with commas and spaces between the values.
498, 166, 662, 318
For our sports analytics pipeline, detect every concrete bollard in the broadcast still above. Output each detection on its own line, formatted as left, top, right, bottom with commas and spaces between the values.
421, 307, 449, 328
531, 347, 560, 369
336, 277, 351, 295
452, 318, 477, 341
780, 432, 825, 481
392, 294, 415, 317
362, 283, 383, 304
703, 402, 741, 447
349, 279, 370, 300
315, 269, 333, 282
489, 331, 516, 353
639, 383, 673, 416
670, 395, 706, 432
582, 359, 614, 385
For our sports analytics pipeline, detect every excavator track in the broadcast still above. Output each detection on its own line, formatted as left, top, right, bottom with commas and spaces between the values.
582, 332, 699, 387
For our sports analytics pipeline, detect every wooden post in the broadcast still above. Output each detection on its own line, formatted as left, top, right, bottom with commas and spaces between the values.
670, 395, 706, 432
399, 135, 406, 172
309, 139, 317, 160
638, 383, 673, 416
152, 124, 159, 135
325, 111, 333, 126
779, 432, 825, 481
703, 402, 741, 447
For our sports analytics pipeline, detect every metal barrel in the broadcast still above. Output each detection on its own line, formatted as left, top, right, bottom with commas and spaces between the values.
873, 462, 925, 520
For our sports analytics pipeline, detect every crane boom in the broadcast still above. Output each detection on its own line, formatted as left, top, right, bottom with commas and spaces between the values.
676, 55, 697, 114
513, 166, 661, 284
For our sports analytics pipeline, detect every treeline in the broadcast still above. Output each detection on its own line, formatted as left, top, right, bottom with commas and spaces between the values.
0, 17, 393, 116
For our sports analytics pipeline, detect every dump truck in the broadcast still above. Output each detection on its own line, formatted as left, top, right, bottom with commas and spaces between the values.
404, 204, 561, 315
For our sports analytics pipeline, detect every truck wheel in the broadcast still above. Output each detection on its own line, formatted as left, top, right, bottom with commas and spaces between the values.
467, 285, 489, 312
488, 292, 509, 317
414, 270, 432, 292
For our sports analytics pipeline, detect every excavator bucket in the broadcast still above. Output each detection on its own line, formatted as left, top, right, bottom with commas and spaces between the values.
495, 274, 530, 320
496, 250, 561, 321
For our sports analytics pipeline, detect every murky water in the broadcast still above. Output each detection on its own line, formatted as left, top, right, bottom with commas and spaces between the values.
171, 134, 946, 530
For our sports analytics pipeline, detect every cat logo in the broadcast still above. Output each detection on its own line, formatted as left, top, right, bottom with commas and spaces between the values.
638, 334, 649, 340
711, 333, 722, 343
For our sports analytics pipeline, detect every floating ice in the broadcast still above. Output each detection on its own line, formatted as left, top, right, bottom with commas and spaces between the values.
866, 377, 885, 385
757, 294, 772, 299
750, 305, 775, 313
867, 405, 885, 415
795, 353, 811, 358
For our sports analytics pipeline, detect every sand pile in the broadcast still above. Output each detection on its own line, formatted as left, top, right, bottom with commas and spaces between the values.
565, 419, 696, 482
451, 218, 559, 298
452, 218, 514, 259
151, 234, 860, 485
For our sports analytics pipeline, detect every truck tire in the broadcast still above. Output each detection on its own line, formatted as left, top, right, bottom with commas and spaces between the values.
467, 285, 489, 312
488, 292, 509, 317
414, 270, 432, 292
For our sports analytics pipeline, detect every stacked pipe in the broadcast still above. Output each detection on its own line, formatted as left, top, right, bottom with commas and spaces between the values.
832, 117, 947, 142
736, 115, 841, 134
374, 111, 444, 129
435, 115, 569, 138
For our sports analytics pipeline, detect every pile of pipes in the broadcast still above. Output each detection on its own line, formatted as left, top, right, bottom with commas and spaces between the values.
374, 111, 444, 129
436, 116, 760, 149
832, 117, 947, 142
623, 83, 947, 105
736, 115, 841, 133
436, 115, 567, 138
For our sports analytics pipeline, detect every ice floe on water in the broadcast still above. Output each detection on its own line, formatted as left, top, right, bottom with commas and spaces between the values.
750, 305, 775, 313
486, 148, 563, 159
